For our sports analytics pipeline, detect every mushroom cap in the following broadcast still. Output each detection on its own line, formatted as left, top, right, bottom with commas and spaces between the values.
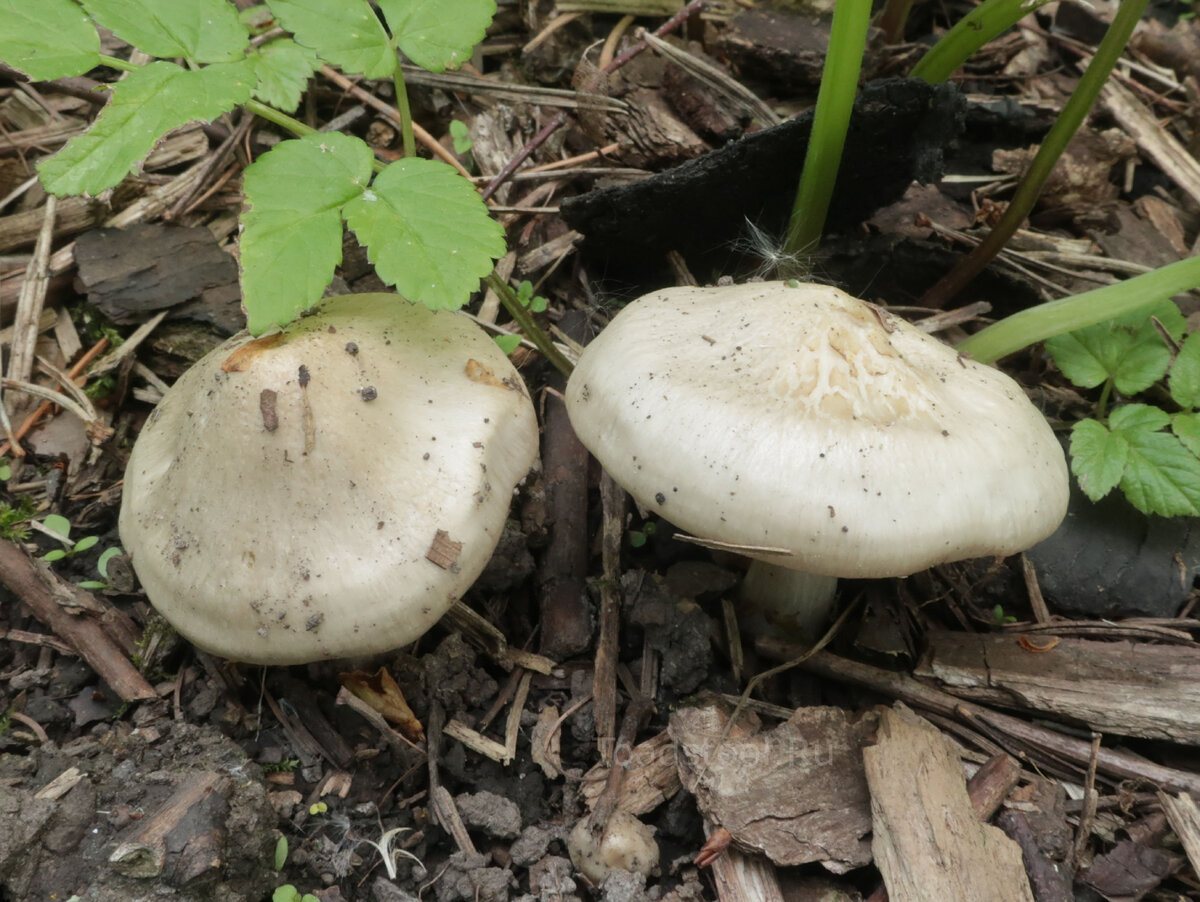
119, 294, 539, 664
565, 281, 1069, 578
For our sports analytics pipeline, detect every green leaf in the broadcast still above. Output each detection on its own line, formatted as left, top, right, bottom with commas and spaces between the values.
1068, 418, 1127, 502
1109, 402, 1170, 433
265, 0, 394, 77
248, 38, 320, 112
73, 535, 100, 553
43, 514, 72, 540
449, 120, 473, 154
43, 549, 68, 563
1045, 301, 1185, 394
39, 60, 253, 196
97, 545, 123, 579
0, 0, 101, 80
274, 836, 288, 871
77, 580, 107, 589
80, 0, 248, 63
378, 0, 495, 72
1174, 411, 1200, 458
343, 157, 504, 311
241, 132, 374, 333
1119, 426, 1200, 517
1171, 331, 1200, 409
493, 334, 521, 355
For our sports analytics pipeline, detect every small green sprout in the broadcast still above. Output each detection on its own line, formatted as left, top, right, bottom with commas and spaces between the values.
516, 280, 548, 313
262, 758, 301, 774
628, 521, 657, 549
449, 119, 473, 155
272, 886, 319, 902
41, 514, 100, 562
79, 546, 126, 590
309, 801, 328, 816
993, 605, 1018, 626
274, 835, 289, 871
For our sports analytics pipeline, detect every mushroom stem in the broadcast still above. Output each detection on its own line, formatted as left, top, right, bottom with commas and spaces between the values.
740, 561, 838, 640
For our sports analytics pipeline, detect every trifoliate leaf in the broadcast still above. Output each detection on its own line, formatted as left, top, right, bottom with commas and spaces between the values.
241, 132, 374, 334
39, 60, 253, 196
1045, 301, 1185, 394
1173, 412, 1200, 458
248, 38, 320, 112
343, 157, 504, 311
265, 0, 394, 77
378, 0, 495, 72
1068, 418, 1127, 502
1170, 331, 1200, 410
0, 0, 100, 80
80, 0, 249, 63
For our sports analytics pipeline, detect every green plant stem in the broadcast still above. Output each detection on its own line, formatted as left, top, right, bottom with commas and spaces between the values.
485, 273, 573, 377
781, 0, 873, 272
909, 0, 1055, 84
99, 53, 139, 72
392, 67, 416, 158
956, 256, 1200, 363
920, 0, 1149, 309
1096, 379, 1113, 421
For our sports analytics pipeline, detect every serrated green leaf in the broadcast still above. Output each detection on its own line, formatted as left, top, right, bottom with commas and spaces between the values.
343, 157, 504, 311
39, 60, 253, 196
241, 132, 374, 333
43, 514, 72, 540
1119, 427, 1200, 517
248, 38, 320, 111
1045, 301, 1185, 394
494, 334, 521, 355
1068, 418, 1127, 502
266, 0, 394, 77
0, 0, 100, 80
1175, 411, 1200, 459
378, 0, 495, 72
1109, 402, 1170, 434
80, 0, 248, 63
1171, 331, 1200, 409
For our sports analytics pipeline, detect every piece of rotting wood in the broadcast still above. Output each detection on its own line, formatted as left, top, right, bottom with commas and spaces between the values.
917, 630, 1200, 743
1159, 791, 1200, 878
108, 771, 231, 885
864, 704, 1035, 902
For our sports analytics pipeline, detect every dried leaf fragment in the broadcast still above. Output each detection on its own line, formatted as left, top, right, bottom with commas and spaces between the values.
339, 667, 425, 742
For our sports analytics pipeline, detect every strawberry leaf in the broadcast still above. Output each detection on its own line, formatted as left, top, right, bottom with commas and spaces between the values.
1068, 418, 1127, 502
0, 0, 100, 80
265, 0, 395, 77
343, 157, 504, 311
249, 38, 321, 112
1170, 330, 1200, 410
80, 0, 249, 63
1173, 412, 1200, 458
240, 132, 374, 334
1045, 301, 1185, 394
39, 60, 253, 196
378, 0, 496, 72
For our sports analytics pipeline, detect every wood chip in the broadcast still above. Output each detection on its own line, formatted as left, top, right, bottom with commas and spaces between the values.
425, 529, 463, 571
863, 704, 1034, 902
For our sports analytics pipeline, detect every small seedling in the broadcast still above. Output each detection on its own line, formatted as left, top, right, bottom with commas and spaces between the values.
309, 801, 328, 816
272, 886, 319, 902
1047, 303, 1200, 517
993, 605, 1018, 626
274, 835, 289, 871
78, 546, 126, 590
515, 280, 548, 313
449, 119, 474, 155
628, 520, 657, 549
40, 514, 100, 562
262, 758, 301, 774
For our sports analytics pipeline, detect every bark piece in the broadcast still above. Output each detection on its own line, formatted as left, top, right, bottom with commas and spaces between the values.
916, 630, 1200, 743
671, 703, 875, 872
74, 221, 239, 323
1158, 792, 1200, 879
108, 771, 231, 885
1080, 838, 1176, 898
863, 704, 1034, 902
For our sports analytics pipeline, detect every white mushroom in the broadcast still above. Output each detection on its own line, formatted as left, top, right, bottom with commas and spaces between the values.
568, 811, 659, 883
565, 281, 1069, 636
119, 293, 539, 665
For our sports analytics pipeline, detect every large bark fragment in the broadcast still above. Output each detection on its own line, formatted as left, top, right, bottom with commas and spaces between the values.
671, 703, 875, 872
863, 704, 1034, 902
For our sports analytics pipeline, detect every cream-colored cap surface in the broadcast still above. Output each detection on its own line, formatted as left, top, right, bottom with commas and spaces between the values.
566, 281, 1068, 578
120, 294, 539, 664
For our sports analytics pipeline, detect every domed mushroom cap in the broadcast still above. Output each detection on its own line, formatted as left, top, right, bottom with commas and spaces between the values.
565, 281, 1069, 578
120, 294, 539, 665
